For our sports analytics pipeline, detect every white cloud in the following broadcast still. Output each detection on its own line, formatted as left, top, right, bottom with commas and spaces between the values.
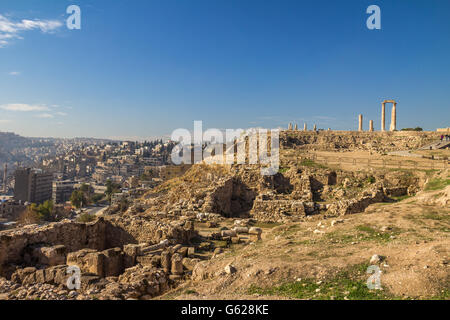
8, 71, 20, 76
35, 113, 54, 119
0, 103, 50, 112
0, 14, 63, 47
0, 119, 12, 123
55, 111, 68, 116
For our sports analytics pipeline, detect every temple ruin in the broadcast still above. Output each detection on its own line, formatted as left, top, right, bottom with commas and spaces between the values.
382, 100, 397, 132
358, 99, 398, 132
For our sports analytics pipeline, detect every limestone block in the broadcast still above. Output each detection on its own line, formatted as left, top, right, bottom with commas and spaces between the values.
102, 247, 124, 277
232, 227, 249, 234
161, 251, 171, 273
221, 230, 237, 237
187, 247, 195, 257
33, 245, 67, 266
67, 249, 105, 277
171, 253, 184, 275
182, 257, 200, 271
248, 227, 262, 235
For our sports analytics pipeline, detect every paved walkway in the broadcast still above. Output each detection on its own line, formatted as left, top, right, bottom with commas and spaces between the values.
419, 140, 450, 150
387, 150, 423, 158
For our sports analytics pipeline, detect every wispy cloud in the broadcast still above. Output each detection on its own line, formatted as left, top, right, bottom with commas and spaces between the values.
0, 103, 50, 112
0, 14, 63, 47
8, 71, 20, 76
55, 111, 68, 116
0, 119, 12, 123
35, 113, 54, 119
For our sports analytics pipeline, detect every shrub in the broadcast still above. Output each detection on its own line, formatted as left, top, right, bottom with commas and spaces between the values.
77, 213, 96, 223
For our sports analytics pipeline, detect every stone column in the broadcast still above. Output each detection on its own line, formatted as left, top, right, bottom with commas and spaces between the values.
313, 124, 317, 131
381, 102, 386, 131
294, 123, 298, 131
369, 120, 374, 132
358, 114, 363, 131
390, 103, 397, 131
288, 123, 292, 130
304, 123, 307, 131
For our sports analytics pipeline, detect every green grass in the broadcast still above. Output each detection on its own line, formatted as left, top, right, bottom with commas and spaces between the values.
429, 288, 450, 300
299, 159, 327, 169
421, 210, 450, 222
366, 176, 376, 184
252, 221, 283, 229
355, 225, 399, 241
273, 224, 302, 236
248, 263, 396, 300
325, 224, 399, 244
424, 178, 450, 191
278, 167, 289, 174
184, 289, 198, 295
391, 195, 412, 201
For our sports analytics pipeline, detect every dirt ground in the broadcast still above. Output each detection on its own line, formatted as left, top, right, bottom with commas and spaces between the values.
158, 186, 449, 300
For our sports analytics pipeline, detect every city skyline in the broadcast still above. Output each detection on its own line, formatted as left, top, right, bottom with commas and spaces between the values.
1, 0, 449, 140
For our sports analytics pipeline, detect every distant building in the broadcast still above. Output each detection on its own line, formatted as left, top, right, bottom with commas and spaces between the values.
437, 128, 450, 133
111, 191, 129, 205
0, 198, 26, 221
127, 176, 140, 189
52, 180, 75, 204
110, 175, 124, 185
14, 168, 53, 204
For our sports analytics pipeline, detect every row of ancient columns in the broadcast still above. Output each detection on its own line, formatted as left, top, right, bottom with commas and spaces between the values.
358, 100, 397, 132
358, 115, 375, 132
288, 123, 324, 131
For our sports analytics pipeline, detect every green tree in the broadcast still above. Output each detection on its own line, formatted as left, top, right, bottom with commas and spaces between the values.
91, 193, 104, 204
25, 201, 55, 222
79, 183, 94, 204
105, 179, 120, 203
37, 200, 54, 221
70, 190, 86, 209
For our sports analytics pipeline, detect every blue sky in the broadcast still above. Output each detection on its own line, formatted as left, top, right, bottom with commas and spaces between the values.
0, 0, 449, 139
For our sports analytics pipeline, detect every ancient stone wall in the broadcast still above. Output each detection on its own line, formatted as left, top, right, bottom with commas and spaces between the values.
325, 185, 386, 216
281, 131, 441, 152
105, 215, 197, 247
0, 219, 106, 276
0, 215, 197, 277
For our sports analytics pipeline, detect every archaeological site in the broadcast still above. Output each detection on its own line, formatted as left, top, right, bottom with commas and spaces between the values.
1, 127, 448, 301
